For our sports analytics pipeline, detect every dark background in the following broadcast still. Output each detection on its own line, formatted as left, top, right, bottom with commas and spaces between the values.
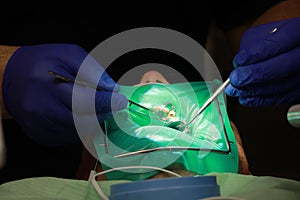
0, 1, 299, 183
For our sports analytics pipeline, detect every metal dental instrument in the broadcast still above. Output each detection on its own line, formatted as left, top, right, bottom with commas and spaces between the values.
188, 78, 230, 125
175, 78, 230, 131
48, 70, 153, 112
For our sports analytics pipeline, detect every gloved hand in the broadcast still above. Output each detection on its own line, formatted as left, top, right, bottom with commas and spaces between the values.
225, 17, 300, 107
2, 44, 128, 146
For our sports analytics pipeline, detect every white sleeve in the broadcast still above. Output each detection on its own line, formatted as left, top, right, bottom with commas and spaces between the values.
0, 108, 6, 169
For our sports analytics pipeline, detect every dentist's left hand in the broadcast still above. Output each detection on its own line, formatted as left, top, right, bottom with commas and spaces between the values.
2, 44, 128, 146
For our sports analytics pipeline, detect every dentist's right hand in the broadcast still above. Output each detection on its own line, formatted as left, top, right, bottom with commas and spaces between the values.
225, 17, 300, 107
2, 44, 128, 146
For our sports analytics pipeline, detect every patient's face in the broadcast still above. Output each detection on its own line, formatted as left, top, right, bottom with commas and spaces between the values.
136, 70, 170, 85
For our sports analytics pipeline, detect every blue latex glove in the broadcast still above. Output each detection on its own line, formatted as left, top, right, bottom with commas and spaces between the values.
225, 17, 300, 107
2, 44, 128, 146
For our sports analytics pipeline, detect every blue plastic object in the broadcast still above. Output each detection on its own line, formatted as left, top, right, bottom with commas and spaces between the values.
109, 176, 220, 200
